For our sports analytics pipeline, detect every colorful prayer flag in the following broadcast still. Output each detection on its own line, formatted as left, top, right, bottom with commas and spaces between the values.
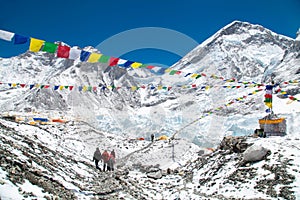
69, 47, 81, 60
13, 34, 29, 44
0, 30, 15, 41
80, 51, 91, 62
87, 53, 101, 63
98, 55, 110, 63
42, 42, 58, 53
29, 38, 45, 52
57, 45, 70, 58
109, 57, 119, 66
131, 62, 142, 69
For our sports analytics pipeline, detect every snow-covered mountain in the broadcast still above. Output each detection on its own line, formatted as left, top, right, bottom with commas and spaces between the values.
1, 21, 300, 199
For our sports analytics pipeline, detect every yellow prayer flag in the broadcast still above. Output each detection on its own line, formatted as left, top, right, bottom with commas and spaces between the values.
131, 62, 142, 69
59, 85, 64, 90
205, 86, 210, 90
191, 74, 198, 78
12, 83, 17, 87
35, 84, 40, 88
165, 68, 172, 73
83, 86, 87, 92
131, 86, 137, 91
29, 38, 44, 52
88, 53, 101, 63
157, 85, 163, 90
265, 102, 272, 108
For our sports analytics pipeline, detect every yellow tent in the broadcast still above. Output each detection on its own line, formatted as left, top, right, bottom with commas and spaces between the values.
158, 135, 169, 140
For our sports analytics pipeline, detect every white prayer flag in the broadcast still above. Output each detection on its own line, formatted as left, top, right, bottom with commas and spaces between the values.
0, 30, 15, 41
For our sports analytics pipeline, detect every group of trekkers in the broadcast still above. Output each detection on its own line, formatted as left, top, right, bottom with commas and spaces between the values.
92, 148, 115, 172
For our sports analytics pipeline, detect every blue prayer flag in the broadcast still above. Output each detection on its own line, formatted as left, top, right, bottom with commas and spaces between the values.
13, 34, 29, 44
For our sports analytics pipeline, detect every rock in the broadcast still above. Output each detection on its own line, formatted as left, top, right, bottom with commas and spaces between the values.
243, 144, 270, 163
147, 170, 162, 179
219, 136, 250, 153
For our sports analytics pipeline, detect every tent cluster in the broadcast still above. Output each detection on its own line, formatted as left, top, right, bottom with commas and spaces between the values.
3, 115, 67, 125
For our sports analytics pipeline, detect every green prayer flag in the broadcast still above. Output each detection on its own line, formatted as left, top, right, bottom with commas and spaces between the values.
42, 42, 58, 53
264, 98, 272, 103
98, 55, 110, 63
169, 70, 177, 75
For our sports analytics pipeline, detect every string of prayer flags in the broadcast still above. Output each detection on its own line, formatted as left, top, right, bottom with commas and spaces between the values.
276, 88, 300, 102
264, 85, 273, 110
0, 30, 15, 41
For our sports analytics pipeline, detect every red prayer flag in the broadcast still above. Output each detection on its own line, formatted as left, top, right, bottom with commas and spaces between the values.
175, 71, 182, 75
264, 94, 272, 98
289, 96, 295, 100
57, 45, 70, 58
69, 86, 74, 91
147, 65, 155, 69
109, 57, 119, 66
20, 84, 26, 88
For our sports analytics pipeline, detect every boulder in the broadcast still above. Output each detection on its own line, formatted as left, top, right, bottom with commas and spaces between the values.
243, 144, 270, 163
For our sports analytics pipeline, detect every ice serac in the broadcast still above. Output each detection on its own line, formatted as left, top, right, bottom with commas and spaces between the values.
0, 21, 299, 146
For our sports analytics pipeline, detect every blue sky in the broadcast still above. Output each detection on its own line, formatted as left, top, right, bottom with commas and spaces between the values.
0, 0, 299, 67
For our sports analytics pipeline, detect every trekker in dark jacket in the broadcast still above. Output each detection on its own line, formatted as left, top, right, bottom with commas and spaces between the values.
102, 150, 110, 172
92, 147, 102, 171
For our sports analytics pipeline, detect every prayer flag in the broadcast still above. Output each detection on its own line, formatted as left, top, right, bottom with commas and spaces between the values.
98, 55, 110, 63
184, 73, 192, 77
117, 59, 127, 65
57, 45, 70, 58
69, 47, 81, 60
169, 70, 177, 75
265, 102, 272, 108
29, 38, 44, 52
13, 34, 29, 44
87, 53, 101, 63
0, 30, 15, 41
131, 62, 142, 69
80, 50, 91, 62
54, 86, 59, 90
109, 57, 119, 66
191, 74, 198, 78
147, 65, 155, 69
42, 42, 58, 53
69, 86, 74, 91
123, 61, 134, 68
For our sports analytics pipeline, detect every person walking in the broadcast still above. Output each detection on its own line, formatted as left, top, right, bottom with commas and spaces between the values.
151, 134, 155, 142
92, 147, 102, 171
102, 150, 110, 172
108, 150, 116, 171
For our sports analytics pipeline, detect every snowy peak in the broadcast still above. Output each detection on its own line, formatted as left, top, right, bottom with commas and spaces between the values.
171, 21, 296, 83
